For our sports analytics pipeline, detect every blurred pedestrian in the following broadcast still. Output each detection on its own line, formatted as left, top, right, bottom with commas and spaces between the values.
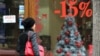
16, 17, 40, 56
37, 35, 44, 56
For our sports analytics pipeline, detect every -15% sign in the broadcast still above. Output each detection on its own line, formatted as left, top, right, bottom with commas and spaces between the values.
54, 0, 93, 18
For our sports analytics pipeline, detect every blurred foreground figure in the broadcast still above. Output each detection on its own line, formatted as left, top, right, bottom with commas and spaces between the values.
16, 17, 40, 56
37, 35, 44, 56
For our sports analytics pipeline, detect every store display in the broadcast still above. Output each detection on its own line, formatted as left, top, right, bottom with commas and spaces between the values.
56, 16, 86, 56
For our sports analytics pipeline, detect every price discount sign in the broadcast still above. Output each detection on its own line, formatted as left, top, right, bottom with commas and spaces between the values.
54, 0, 92, 18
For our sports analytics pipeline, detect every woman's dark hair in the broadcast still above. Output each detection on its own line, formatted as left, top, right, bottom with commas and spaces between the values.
21, 17, 35, 30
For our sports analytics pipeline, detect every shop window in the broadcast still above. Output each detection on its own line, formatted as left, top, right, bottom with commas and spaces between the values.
0, 0, 24, 49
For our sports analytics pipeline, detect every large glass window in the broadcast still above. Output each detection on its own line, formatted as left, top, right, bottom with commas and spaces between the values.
0, 0, 24, 49
0, 0, 93, 56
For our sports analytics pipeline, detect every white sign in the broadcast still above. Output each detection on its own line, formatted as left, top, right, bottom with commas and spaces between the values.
3, 15, 16, 23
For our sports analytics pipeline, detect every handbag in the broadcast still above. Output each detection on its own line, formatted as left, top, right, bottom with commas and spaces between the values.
25, 31, 34, 56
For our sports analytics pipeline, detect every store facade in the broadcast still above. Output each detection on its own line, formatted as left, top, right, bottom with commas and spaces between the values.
0, 0, 94, 56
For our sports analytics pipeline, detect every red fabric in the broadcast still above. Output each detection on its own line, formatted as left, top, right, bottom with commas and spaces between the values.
25, 41, 34, 56
38, 45, 44, 56
88, 44, 93, 56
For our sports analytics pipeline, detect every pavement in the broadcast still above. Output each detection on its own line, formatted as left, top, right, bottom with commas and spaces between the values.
0, 49, 19, 56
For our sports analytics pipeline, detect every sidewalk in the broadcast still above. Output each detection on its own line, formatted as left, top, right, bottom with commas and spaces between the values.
0, 49, 19, 56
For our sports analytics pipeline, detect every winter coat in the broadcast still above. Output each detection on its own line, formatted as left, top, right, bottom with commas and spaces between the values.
16, 30, 40, 56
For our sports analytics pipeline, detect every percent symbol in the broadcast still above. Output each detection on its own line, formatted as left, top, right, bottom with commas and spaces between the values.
79, 1, 92, 18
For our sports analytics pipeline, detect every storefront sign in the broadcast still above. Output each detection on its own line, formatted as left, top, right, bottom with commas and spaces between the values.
54, 0, 92, 18
3, 15, 16, 23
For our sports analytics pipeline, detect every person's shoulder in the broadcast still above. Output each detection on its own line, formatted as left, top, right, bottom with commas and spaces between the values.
28, 31, 36, 35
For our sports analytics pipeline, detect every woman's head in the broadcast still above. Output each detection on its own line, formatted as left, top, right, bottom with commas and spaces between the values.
21, 17, 36, 30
